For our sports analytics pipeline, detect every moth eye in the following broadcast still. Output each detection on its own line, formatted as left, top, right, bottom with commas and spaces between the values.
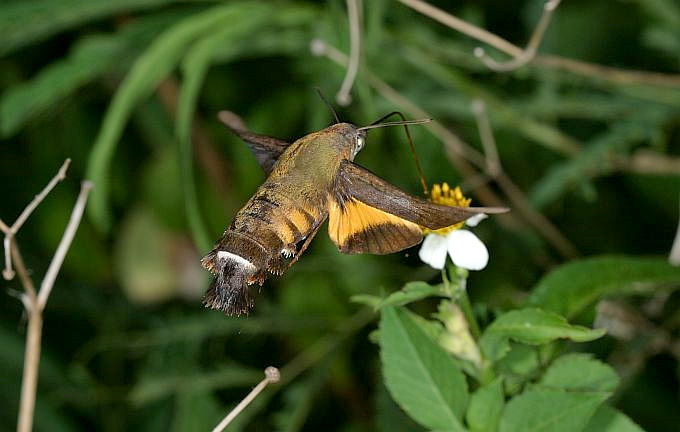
355, 136, 364, 154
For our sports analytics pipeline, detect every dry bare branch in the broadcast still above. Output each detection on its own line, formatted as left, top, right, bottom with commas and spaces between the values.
212, 367, 280, 432
336, 0, 362, 106
13, 178, 93, 432
37, 181, 93, 309
471, 100, 501, 176
2, 159, 71, 280
474, 0, 561, 72
397, 0, 680, 87
671, 200, 680, 266
396, 0, 522, 57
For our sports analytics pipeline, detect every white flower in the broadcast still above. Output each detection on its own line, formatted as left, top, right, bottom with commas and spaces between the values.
418, 216, 489, 271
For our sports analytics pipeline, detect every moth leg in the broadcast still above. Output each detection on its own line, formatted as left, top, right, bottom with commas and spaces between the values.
267, 244, 297, 276
287, 222, 323, 269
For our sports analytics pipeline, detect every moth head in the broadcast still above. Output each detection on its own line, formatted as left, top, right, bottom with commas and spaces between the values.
321, 123, 366, 160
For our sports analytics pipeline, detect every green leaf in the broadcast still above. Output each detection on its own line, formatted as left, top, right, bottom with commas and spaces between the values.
527, 255, 680, 319
466, 377, 504, 432
376, 382, 425, 432
379, 307, 468, 431
539, 354, 619, 393
479, 308, 606, 362
352, 282, 446, 310
495, 344, 540, 395
380, 282, 446, 308
351, 294, 383, 308
0, 0, 189, 56
1, 36, 120, 137
583, 405, 645, 432
496, 344, 539, 378
0, 11, 181, 137
85, 2, 270, 230
499, 390, 609, 432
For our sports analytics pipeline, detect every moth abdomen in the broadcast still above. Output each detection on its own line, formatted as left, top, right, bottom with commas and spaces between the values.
203, 251, 257, 316
201, 232, 270, 315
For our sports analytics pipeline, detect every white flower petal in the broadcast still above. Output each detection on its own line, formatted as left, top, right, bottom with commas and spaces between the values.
465, 213, 488, 227
419, 233, 449, 269
446, 230, 489, 270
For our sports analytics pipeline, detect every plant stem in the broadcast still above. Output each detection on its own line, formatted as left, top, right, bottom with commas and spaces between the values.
10, 178, 92, 432
458, 289, 481, 341
17, 311, 42, 432
441, 268, 481, 339
212, 367, 280, 432
450, 268, 482, 341
440, 268, 450, 289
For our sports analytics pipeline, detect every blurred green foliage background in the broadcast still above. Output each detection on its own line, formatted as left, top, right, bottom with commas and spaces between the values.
1, 0, 680, 430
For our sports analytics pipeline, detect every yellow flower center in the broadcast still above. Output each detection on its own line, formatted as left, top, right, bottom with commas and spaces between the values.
422, 183, 471, 235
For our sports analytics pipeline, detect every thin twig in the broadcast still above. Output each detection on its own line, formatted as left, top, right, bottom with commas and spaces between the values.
396, 0, 522, 57
617, 149, 680, 175
534, 54, 680, 87
336, 0, 362, 106
37, 181, 93, 309
17, 309, 42, 432
212, 367, 280, 432
2, 159, 71, 280
3, 236, 13, 280
10, 241, 37, 305
397, 0, 680, 87
471, 100, 501, 176
474, 0, 561, 72
670, 199, 680, 266
0, 220, 9, 279
12, 159, 71, 236
14, 178, 93, 432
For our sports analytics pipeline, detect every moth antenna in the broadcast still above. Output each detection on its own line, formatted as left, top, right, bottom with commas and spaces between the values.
314, 87, 341, 124
357, 118, 432, 130
360, 112, 430, 195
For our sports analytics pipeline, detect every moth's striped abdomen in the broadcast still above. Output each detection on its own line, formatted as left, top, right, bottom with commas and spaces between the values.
202, 186, 327, 315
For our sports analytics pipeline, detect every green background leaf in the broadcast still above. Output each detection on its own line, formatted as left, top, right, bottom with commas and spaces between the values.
480, 308, 606, 361
499, 390, 609, 432
583, 405, 645, 432
466, 377, 504, 432
539, 353, 620, 393
379, 307, 468, 431
527, 255, 680, 319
